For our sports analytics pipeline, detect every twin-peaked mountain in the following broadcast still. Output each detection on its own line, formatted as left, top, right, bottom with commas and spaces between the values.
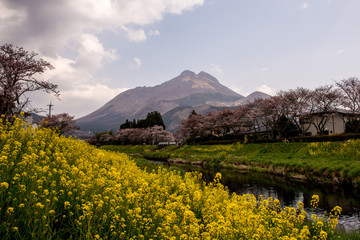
76, 70, 270, 132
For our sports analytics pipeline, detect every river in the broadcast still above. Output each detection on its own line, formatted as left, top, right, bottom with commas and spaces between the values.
158, 162, 360, 231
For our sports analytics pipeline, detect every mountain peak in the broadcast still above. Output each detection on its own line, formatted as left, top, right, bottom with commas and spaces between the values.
177, 70, 218, 90
180, 70, 196, 77
197, 71, 220, 84
246, 91, 271, 98
177, 70, 220, 86
181, 70, 195, 74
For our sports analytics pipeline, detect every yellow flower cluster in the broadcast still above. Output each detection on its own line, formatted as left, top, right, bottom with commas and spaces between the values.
0, 116, 341, 239
307, 139, 360, 158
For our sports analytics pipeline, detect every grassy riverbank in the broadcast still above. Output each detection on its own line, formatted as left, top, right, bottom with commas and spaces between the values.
101, 141, 360, 187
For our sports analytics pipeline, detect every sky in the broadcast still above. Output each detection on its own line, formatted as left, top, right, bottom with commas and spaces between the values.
1, 0, 360, 118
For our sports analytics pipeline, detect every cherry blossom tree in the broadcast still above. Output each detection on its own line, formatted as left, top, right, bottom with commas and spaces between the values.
146, 125, 174, 145
208, 109, 235, 137
98, 133, 114, 144
114, 128, 145, 145
336, 77, 360, 133
250, 95, 299, 139
311, 85, 342, 134
249, 97, 278, 139
113, 125, 174, 145
278, 87, 314, 136
229, 105, 254, 136
176, 111, 207, 143
336, 77, 360, 112
39, 113, 78, 135
0, 44, 59, 119
245, 101, 264, 139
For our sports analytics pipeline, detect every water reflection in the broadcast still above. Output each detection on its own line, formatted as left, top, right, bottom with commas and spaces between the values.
164, 163, 360, 231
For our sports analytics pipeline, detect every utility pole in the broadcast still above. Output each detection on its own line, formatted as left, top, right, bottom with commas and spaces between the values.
47, 102, 54, 117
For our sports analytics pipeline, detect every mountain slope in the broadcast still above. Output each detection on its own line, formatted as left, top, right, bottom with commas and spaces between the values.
76, 70, 243, 132
233, 91, 271, 105
76, 70, 268, 132
80, 70, 241, 119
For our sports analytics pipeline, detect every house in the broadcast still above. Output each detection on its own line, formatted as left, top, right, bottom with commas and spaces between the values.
301, 110, 359, 136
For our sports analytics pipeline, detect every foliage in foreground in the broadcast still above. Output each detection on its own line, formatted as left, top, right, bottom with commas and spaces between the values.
0, 117, 343, 239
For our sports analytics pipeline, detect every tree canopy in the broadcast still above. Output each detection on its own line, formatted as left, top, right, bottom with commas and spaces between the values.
0, 44, 59, 119
38, 113, 78, 135
120, 111, 165, 130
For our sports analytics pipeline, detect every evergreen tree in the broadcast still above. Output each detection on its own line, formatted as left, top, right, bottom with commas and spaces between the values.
189, 110, 197, 117
119, 111, 166, 130
146, 111, 165, 129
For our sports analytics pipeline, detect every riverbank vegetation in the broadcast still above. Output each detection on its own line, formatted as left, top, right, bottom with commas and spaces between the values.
0, 116, 348, 239
102, 140, 360, 187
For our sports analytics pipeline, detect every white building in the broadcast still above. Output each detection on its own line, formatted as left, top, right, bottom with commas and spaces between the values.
301, 110, 357, 135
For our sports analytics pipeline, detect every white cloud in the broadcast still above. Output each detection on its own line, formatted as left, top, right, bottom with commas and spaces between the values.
148, 30, 160, 36
49, 85, 128, 118
1, 0, 204, 47
0, 0, 204, 117
0, 1, 26, 21
62, 84, 127, 100
129, 57, 142, 69
301, 2, 309, 9
335, 48, 345, 54
75, 34, 118, 70
256, 67, 269, 77
122, 26, 147, 42
256, 84, 277, 96
30, 54, 127, 117
166, 1, 204, 14
28, 42, 123, 118
230, 84, 277, 97
209, 64, 222, 74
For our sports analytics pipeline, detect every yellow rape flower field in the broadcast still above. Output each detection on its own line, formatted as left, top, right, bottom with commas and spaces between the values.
0, 116, 342, 239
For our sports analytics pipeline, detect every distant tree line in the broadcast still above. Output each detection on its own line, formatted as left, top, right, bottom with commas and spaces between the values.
120, 111, 165, 130
176, 78, 360, 143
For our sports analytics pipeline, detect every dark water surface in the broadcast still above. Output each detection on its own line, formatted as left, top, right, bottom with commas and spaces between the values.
160, 162, 360, 231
